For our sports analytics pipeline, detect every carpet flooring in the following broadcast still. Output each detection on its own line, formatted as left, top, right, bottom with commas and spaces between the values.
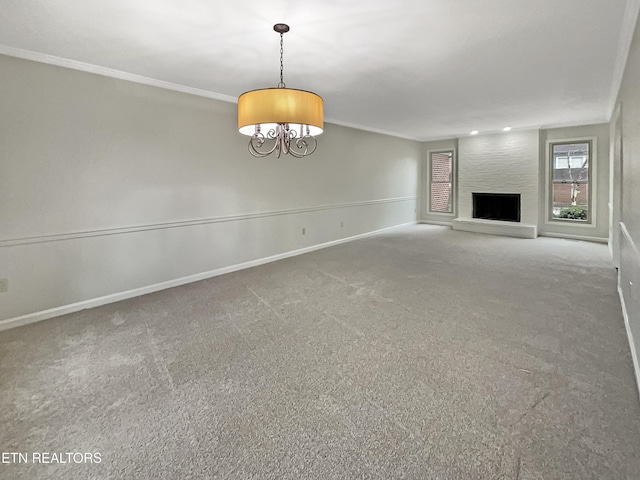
1, 225, 639, 479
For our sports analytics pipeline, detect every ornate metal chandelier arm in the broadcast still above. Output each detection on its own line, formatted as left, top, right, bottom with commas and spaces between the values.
289, 136, 317, 158
247, 126, 317, 159
285, 127, 317, 158
248, 128, 279, 157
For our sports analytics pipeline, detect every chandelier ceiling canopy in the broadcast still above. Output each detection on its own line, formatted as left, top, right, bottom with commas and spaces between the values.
237, 23, 323, 158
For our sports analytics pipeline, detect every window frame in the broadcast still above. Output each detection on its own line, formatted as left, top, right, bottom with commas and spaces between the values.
544, 136, 597, 227
427, 149, 455, 215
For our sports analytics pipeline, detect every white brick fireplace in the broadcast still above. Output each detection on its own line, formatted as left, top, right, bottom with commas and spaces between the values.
452, 129, 539, 238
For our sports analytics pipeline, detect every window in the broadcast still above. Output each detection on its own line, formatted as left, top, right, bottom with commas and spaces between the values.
429, 150, 453, 213
548, 140, 592, 222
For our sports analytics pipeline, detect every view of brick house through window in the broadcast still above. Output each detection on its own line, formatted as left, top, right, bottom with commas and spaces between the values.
550, 141, 590, 221
429, 151, 453, 213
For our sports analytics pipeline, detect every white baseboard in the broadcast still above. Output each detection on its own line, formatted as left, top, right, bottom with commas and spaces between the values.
0, 222, 416, 332
619, 285, 640, 402
418, 220, 453, 227
539, 232, 608, 244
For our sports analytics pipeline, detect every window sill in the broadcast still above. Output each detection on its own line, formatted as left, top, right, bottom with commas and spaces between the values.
544, 218, 596, 229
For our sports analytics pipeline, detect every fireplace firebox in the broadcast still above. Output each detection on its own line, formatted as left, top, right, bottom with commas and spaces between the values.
472, 193, 521, 222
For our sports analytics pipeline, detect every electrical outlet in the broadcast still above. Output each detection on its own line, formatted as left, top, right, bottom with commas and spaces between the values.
341, 221, 344, 227
302, 227, 306, 235
0, 278, 8, 293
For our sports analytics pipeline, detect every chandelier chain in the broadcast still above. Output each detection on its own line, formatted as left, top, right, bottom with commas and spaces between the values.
278, 33, 285, 88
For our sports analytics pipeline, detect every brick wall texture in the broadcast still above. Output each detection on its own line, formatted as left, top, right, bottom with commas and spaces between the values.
430, 152, 452, 212
552, 183, 589, 207
458, 131, 540, 224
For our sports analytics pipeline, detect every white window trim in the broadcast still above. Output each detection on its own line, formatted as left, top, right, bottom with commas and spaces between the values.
554, 155, 587, 169
426, 148, 456, 216
544, 136, 597, 229
424, 147, 458, 218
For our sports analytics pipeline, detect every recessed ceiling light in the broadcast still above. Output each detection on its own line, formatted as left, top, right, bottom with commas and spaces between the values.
503, 126, 512, 131
470, 130, 479, 135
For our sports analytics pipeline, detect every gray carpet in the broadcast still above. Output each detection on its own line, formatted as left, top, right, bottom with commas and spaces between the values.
1, 225, 639, 479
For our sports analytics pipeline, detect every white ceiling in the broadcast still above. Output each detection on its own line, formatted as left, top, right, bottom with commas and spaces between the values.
1, 0, 638, 141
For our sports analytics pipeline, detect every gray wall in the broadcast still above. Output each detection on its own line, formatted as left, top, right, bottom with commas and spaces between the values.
0, 54, 420, 325
613, 13, 640, 392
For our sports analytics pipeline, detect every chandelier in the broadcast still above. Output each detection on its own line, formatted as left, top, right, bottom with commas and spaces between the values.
237, 23, 324, 158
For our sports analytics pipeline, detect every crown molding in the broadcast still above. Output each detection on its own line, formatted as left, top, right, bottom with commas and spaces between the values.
323, 117, 423, 142
607, 0, 640, 118
0, 45, 426, 142
0, 45, 238, 104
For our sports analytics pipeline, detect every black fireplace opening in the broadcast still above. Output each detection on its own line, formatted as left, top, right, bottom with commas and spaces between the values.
472, 193, 521, 222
